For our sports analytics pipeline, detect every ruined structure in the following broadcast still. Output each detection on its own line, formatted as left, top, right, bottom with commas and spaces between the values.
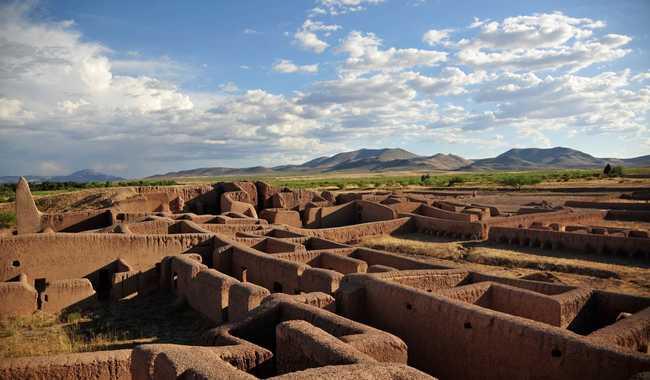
1, 178, 650, 379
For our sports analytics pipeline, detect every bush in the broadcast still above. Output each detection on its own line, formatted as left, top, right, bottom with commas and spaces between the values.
609, 165, 624, 177
447, 176, 466, 187
0, 212, 16, 229
497, 175, 542, 190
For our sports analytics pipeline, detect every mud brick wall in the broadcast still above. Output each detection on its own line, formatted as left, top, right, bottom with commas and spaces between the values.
0, 233, 215, 282
486, 209, 607, 228
489, 227, 650, 257
337, 273, 650, 380
291, 217, 413, 243
404, 213, 486, 239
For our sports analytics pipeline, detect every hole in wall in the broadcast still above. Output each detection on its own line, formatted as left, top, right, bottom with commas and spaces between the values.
272, 282, 283, 293
551, 349, 562, 358
464, 322, 472, 329
406, 303, 413, 310
11, 260, 20, 268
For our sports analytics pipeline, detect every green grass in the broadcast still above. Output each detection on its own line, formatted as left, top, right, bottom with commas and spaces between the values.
0, 167, 648, 204
0, 212, 16, 229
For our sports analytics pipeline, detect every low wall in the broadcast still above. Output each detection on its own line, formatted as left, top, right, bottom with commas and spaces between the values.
0, 349, 132, 380
290, 217, 414, 243
404, 213, 486, 240
566, 201, 650, 211
356, 200, 397, 224
337, 273, 650, 380
487, 209, 606, 228
0, 233, 215, 283
489, 227, 650, 258
41, 278, 96, 314
42, 210, 114, 233
275, 320, 374, 375
418, 204, 476, 222
0, 277, 37, 317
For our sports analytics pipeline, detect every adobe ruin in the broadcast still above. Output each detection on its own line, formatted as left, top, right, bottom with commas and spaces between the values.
1, 178, 650, 379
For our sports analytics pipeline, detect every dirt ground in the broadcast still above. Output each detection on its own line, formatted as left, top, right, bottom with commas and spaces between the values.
358, 233, 650, 297
0, 292, 215, 358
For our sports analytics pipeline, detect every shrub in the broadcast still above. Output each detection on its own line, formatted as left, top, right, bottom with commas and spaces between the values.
0, 212, 16, 229
447, 176, 466, 187
497, 175, 542, 190
609, 165, 624, 177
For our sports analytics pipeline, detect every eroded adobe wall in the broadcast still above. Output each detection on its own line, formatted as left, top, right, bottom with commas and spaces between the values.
0, 278, 37, 317
0, 233, 214, 283
489, 227, 650, 257
337, 274, 650, 380
487, 209, 607, 228
290, 217, 414, 243
356, 200, 398, 224
405, 213, 486, 239
565, 201, 650, 211
418, 204, 477, 222
41, 210, 114, 233
0, 349, 132, 380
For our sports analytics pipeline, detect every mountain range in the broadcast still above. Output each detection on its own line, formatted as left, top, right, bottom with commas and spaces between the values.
0, 169, 125, 184
149, 147, 650, 178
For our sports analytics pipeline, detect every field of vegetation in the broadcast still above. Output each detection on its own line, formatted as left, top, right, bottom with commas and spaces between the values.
0, 167, 647, 211
189, 166, 649, 190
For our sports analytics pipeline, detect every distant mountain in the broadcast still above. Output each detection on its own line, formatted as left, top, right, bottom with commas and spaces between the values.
149, 146, 650, 179
0, 169, 125, 184
150, 148, 472, 178
463, 147, 650, 171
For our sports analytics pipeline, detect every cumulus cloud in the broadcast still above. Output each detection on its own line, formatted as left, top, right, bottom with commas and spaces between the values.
456, 12, 631, 72
339, 31, 447, 73
272, 59, 319, 73
1, 4, 649, 177
422, 29, 452, 46
293, 20, 341, 54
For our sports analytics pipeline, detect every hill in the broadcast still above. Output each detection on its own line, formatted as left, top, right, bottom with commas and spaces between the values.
147, 146, 650, 179
464, 147, 650, 171
0, 169, 125, 184
150, 148, 471, 178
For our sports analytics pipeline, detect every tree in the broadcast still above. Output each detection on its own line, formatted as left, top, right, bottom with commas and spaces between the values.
497, 175, 542, 190
603, 163, 612, 176
420, 173, 431, 184
609, 165, 625, 177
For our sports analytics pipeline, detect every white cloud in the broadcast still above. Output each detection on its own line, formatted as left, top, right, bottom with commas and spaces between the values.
312, 0, 384, 16
218, 82, 239, 93
0, 97, 34, 122
422, 29, 452, 46
293, 20, 341, 54
456, 12, 630, 72
294, 30, 329, 53
272, 59, 319, 73
243, 28, 258, 35
1, 4, 649, 177
340, 31, 447, 73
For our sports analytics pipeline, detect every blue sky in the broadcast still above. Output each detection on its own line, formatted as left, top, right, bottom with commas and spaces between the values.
0, 0, 649, 177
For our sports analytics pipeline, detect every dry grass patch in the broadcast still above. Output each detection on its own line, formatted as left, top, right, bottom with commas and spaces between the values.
359, 233, 650, 296
0, 292, 215, 358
